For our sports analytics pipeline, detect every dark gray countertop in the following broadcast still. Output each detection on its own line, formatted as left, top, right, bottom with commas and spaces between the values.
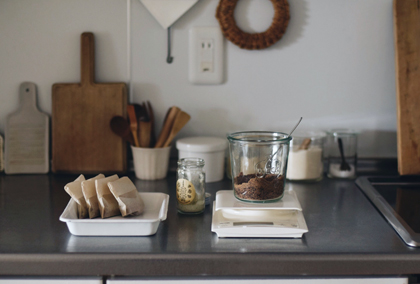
0, 159, 419, 278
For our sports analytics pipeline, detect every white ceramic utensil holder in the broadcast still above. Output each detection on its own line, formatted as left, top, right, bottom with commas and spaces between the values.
131, 145, 171, 180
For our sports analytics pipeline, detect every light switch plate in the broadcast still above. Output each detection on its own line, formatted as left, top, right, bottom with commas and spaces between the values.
189, 27, 224, 85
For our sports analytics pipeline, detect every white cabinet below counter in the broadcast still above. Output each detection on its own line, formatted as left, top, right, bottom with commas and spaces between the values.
108, 278, 408, 284
0, 278, 102, 284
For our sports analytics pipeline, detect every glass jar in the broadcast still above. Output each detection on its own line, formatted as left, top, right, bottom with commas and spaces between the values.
286, 131, 326, 182
227, 131, 291, 203
176, 158, 206, 214
326, 129, 358, 179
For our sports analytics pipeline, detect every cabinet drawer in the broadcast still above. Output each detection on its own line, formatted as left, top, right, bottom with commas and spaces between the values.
108, 278, 408, 284
0, 278, 102, 284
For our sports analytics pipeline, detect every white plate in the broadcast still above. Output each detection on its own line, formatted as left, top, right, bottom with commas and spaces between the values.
60, 192, 169, 236
214, 190, 302, 212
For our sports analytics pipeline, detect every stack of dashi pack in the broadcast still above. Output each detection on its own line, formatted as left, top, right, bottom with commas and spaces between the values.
64, 174, 144, 218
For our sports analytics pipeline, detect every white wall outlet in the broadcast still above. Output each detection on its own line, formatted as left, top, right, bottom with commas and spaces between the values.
189, 27, 224, 85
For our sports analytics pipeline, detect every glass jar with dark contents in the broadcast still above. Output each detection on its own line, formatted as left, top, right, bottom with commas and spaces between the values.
227, 131, 291, 203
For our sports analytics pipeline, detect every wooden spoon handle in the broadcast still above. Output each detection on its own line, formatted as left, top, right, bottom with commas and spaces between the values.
298, 138, 312, 150
146, 101, 156, 147
163, 111, 190, 148
131, 130, 139, 147
80, 32, 95, 86
154, 106, 180, 148
139, 120, 151, 148
127, 105, 139, 147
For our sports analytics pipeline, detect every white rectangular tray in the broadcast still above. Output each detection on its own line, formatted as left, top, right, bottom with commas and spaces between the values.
211, 202, 308, 238
60, 192, 169, 236
215, 190, 302, 211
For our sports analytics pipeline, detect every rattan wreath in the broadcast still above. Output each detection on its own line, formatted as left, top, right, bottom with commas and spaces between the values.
216, 0, 290, 50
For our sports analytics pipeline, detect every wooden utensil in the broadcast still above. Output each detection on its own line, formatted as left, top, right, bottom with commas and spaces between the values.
5, 82, 49, 174
133, 103, 144, 121
110, 116, 134, 145
146, 101, 156, 147
394, 0, 420, 175
298, 138, 312, 150
52, 32, 127, 174
163, 111, 191, 147
139, 120, 152, 147
134, 102, 151, 147
155, 106, 181, 148
127, 104, 140, 147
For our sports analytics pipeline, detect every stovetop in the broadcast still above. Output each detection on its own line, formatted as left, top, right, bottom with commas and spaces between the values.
356, 176, 420, 247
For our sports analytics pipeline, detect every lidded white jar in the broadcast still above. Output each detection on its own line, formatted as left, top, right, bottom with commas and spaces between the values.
176, 137, 228, 183
286, 131, 326, 182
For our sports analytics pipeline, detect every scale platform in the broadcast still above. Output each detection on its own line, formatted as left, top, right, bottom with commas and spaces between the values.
211, 190, 308, 238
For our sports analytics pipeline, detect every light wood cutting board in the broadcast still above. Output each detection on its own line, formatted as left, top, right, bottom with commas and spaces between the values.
52, 32, 127, 174
394, 0, 420, 175
5, 82, 49, 174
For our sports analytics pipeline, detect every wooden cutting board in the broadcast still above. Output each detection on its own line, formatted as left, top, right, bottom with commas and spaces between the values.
394, 0, 420, 175
5, 82, 49, 174
52, 32, 127, 174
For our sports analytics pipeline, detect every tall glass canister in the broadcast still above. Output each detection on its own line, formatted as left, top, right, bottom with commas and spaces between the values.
227, 131, 291, 203
176, 158, 206, 214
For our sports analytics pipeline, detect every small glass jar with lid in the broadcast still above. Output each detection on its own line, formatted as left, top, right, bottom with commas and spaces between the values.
326, 129, 358, 179
286, 131, 326, 182
176, 158, 206, 214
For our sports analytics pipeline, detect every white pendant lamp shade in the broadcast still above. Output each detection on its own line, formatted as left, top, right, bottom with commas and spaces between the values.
140, 0, 199, 29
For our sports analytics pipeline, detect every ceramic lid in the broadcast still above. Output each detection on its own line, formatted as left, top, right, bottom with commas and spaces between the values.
176, 137, 228, 153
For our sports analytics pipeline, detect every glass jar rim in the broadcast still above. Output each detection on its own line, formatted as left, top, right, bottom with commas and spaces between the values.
227, 131, 292, 143
327, 129, 359, 137
178, 157, 205, 167
291, 130, 326, 139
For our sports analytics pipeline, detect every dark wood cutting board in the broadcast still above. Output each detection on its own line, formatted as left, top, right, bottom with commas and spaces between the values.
52, 32, 127, 174
394, 0, 420, 175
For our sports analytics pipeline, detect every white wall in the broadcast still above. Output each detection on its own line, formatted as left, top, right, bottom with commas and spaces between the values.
0, 0, 397, 157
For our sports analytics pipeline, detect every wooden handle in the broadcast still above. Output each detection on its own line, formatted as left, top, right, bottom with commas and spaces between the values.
154, 106, 180, 148
127, 105, 139, 147
298, 138, 312, 150
81, 32, 95, 86
163, 111, 190, 148
139, 121, 152, 148
146, 101, 156, 147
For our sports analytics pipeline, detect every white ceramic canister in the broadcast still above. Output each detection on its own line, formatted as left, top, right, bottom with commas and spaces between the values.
286, 131, 326, 182
176, 137, 228, 183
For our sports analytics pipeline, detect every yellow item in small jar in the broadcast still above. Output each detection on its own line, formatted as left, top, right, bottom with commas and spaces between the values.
176, 179, 196, 205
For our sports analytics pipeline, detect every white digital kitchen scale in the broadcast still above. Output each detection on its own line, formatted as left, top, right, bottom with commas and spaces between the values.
211, 190, 308, 238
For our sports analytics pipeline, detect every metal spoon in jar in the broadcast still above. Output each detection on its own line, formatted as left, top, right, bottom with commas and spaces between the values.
338, 138, 351, 171
255, 117, 303, 177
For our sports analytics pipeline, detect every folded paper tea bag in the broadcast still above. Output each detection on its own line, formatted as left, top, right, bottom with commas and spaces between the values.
108, 177, 144, 217
95, 174, 120, 218
64, 174, 88, 219
81, 174, 105, 219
